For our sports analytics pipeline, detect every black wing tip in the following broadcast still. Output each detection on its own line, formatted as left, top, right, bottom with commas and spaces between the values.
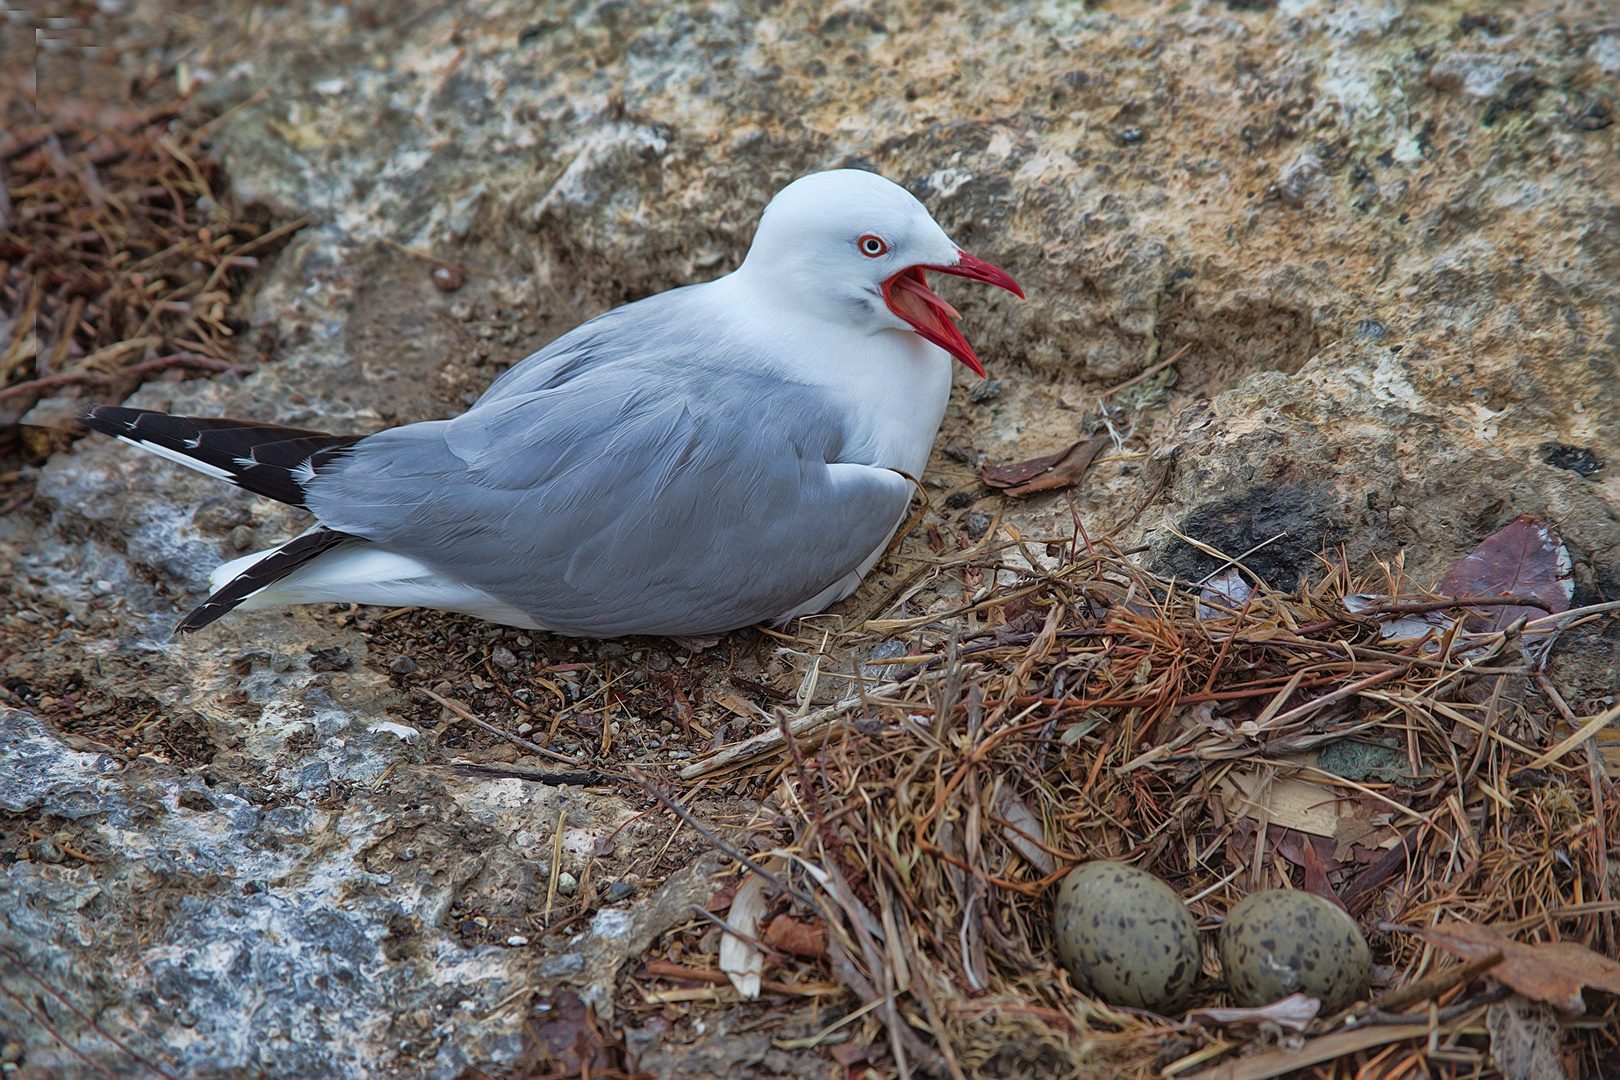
75, 407, 361, 509
172, 604, 228, 636
78, 403, 132, 434
170, 529, 361, 636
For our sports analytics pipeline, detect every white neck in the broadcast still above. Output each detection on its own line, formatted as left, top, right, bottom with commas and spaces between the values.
701, 270, 955, 478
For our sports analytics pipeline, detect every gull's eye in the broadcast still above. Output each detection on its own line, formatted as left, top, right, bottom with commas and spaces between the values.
858, 234, 889, 258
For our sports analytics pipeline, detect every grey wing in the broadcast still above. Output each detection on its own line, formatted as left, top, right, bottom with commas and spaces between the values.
302, 366, 911, 637
474, 285, 707, 405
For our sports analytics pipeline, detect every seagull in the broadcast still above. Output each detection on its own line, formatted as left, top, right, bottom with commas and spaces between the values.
82, 169, 1023, 637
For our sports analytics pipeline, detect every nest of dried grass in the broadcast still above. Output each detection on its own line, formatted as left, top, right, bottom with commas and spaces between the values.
652, 527, 1619, 1080
0, 84, 304, 505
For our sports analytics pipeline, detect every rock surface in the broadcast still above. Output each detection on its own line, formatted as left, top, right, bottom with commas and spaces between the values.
4, 0, 1617, 1077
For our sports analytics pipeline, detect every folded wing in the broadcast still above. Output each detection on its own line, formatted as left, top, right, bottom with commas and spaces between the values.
303, 357, 911, 637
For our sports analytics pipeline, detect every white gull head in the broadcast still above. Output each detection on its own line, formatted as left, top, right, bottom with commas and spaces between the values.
732, 169, 1023, 377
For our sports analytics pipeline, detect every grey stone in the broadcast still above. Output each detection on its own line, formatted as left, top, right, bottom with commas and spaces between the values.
967, 379, 1004, 404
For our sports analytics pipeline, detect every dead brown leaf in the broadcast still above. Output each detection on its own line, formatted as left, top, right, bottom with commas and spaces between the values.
981, 433, 1111, 497
1418, 921, 1620, 1013
1486, 996, 1571, 1080
1297, 835, 1345, 910
1332, 815, 1398, 864
829, 1041, 870, 1067
1439, 516, 1572, 632
763, 913, 829, 959
524, 989, 621, 1078
1226, 820, 1341, 892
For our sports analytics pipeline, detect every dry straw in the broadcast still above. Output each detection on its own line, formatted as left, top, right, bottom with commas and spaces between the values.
0, 87, 304, 507
667, 526, 1618, 1079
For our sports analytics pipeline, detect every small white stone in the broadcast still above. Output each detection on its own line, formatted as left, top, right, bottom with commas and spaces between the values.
591, 908, 633, 939
368, 721, 421, 742
557, 872, 578, 895
506, 935, 529, 947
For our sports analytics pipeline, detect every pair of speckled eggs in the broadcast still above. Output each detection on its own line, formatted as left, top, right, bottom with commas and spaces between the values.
1051, 862, 1371, 1014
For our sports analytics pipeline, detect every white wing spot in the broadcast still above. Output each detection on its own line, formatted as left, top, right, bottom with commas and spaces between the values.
291, 458, 317, 485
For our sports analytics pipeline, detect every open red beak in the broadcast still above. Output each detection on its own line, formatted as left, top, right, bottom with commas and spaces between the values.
881, 251, 1023, 378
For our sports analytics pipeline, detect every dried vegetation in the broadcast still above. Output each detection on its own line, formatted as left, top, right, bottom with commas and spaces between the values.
0, 79, 301, 507
621, 517, 1620, 1080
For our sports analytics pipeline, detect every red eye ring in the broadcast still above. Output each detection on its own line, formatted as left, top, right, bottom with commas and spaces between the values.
858, 234, 889, 258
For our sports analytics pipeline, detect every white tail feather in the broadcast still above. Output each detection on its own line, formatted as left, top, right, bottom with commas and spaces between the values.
216, 545, 543, 628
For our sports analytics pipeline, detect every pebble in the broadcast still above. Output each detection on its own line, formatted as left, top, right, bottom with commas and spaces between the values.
603, 881, 637, 902
557, 872, 578, 896
192, 501, 250, 533
506, 935, 530, 947
390, 656, 418, 675
968, 379, 1003, 404
491, 647, 518, 670
28, 836, 63, 863
432, 265, 464, 291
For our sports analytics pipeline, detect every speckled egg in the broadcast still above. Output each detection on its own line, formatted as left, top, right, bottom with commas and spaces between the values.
1051, 862, 1201, 1012
1219, 890, 1371, 1012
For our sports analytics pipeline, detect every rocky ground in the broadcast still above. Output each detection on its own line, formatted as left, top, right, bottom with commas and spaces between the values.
3, 0, 1617, 1078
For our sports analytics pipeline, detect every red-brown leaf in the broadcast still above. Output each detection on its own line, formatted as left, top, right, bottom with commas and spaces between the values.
1438, 516, 1572, 632
983, 441, 1082, 487
1297, 834, 1347, 911
763, 913, 829, 959
525, 989, 621, 1075
829, 1041, 870, 1066
981, 433, 1111, 497
1418, 921, 1620, 1013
